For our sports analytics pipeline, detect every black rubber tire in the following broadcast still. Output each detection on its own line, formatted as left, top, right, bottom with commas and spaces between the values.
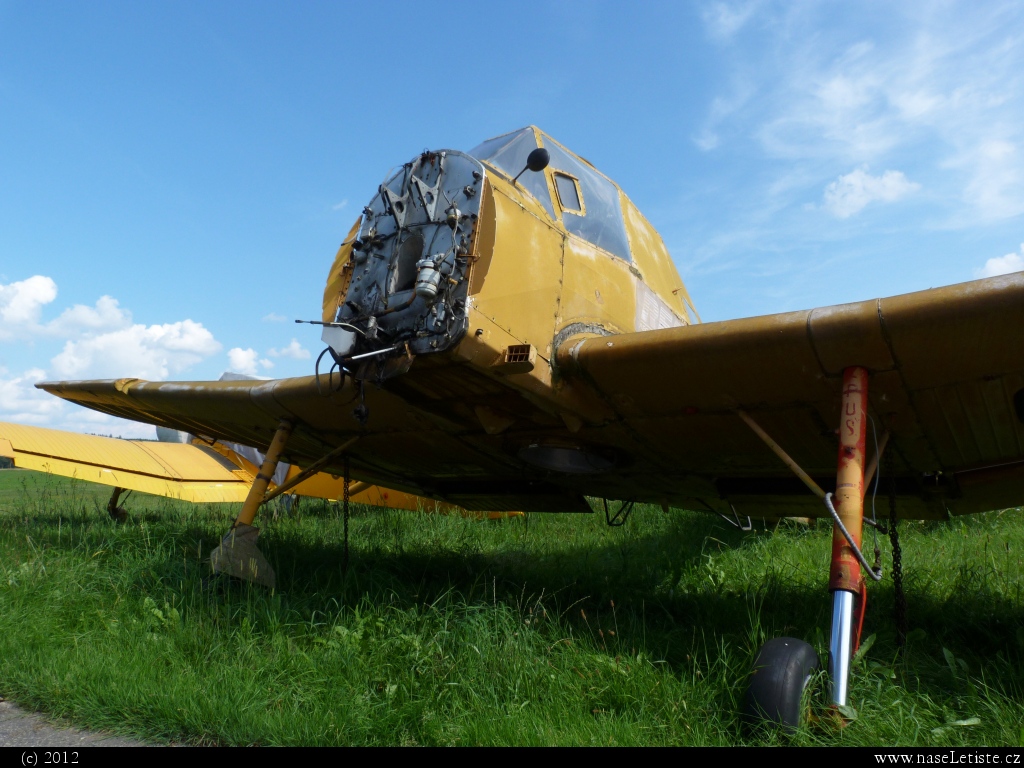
743, 637, 820, 731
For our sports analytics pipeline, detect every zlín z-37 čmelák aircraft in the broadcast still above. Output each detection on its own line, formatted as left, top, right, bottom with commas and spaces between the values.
2, 126, 1023, 729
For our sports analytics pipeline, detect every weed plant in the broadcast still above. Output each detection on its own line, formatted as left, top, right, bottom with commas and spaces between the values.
0, 469, 1022, 745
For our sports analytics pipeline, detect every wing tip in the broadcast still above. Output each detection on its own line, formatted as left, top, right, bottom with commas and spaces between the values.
34, 377, 147, 394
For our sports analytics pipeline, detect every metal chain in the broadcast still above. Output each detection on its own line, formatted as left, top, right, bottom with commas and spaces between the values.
343, 455, 350, 574
886, 449, 908, 649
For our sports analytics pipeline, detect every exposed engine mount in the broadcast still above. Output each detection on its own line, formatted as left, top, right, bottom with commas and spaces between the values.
324, 150, 485, 381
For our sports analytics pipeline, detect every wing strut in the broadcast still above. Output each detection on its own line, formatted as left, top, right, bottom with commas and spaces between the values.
736, 409, 825, 499
262, 436, 360, 504
210, 419, 294, 588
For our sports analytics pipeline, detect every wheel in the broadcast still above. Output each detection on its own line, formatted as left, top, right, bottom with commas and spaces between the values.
743, 637, 820, 731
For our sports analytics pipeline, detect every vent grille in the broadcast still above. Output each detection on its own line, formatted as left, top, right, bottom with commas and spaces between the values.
505, 345, 533, 364
492, 344, 537, 374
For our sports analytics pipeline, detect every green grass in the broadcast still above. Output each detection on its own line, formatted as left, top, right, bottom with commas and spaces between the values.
0, 468, 1022, 745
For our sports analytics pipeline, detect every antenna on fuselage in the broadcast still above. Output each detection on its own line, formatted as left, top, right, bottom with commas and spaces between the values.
512, 148, 550, 184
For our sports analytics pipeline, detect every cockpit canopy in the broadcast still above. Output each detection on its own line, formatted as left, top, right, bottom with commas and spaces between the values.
468, 127, 632, 262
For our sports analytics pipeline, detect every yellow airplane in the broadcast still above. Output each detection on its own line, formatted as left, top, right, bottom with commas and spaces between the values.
2, 125, 1022, 728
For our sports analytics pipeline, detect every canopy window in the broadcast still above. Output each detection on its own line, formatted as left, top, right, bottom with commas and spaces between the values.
542, 139, 631, 262
553, 172, 583, 214
468, 128, 555, 220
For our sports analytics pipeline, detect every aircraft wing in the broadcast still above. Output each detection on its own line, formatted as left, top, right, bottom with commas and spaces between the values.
557, 272, 1024, 519
0, 421, 253, 502
33, 371, 594, 511
31, 273, 1024, 519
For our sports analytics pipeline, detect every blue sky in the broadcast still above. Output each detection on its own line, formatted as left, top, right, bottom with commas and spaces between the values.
2, 1, 1023, 436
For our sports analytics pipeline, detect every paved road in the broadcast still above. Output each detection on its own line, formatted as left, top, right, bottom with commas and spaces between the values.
0, 698, 148, 747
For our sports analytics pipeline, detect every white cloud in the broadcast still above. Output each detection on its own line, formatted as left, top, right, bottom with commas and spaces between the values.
45, 295, 130, 337
262, 312, 287, 323
267, 338, 310, 360
0, 365, 170, 436
0, 367, 63, 424
0, 276, 133, 341
975, 244, 1024, 278
0, 276, 57, 336
693, 87, 754, 152
51, 320, 221, 380
0, 276, 224, 436
955, 139, 1024, 221
693, 131, 720, 151
696, 5, 1024, 229
702, 2, 758, 40
823, 168, 920, 218
227, 347, 259, 376
332, 199, 349, 211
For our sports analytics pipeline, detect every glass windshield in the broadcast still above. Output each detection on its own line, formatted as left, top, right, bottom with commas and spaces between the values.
544, 140, 631, 261
468, 128, 555, 220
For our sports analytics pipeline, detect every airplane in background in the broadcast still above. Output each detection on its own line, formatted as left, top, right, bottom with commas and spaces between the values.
1, 126, 1022, 729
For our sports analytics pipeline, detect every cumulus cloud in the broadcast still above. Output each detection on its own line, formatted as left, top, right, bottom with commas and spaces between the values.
267, 338, 311, 360
0, 276, 57, 336
0, 367, 63, 424
823, 168, 920, 218
1, 276, 225, 435
975, 244, 1024, 278
332, 199, 349, 211
45, 295, 130, 337
0, 276, 134, 341
51, 320, 221, 380
262, 312, 287, 323
227, 347, 274, 376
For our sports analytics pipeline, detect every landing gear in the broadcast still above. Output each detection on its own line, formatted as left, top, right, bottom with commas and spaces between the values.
106, 486, 128, 522
744, 637, 820, 731
209, 419, 294, 589
739, 366, 874, 730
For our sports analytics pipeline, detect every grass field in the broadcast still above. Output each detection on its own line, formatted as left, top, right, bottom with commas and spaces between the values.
0, 467, 1022, 746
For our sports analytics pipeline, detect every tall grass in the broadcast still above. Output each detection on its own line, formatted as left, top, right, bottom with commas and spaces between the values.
0, 469, 1022, 745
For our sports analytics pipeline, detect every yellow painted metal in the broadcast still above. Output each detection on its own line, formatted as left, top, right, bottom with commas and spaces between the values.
558, 233, 636, 335
455, 126, 699, 418
234, 419, 292, 527
468, 176, 566, 363
619, 193, 699, 323
0, 421, 244, 480
0, 421, 251, 503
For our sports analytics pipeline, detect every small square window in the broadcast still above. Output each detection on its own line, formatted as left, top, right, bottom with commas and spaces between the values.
554, 172, 584, 214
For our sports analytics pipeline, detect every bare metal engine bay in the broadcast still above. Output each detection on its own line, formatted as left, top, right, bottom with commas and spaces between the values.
322, 150, 485, 382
